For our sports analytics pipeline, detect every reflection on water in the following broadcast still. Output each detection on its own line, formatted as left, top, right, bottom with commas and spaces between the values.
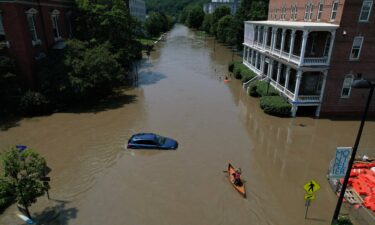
1, 24, 374, 225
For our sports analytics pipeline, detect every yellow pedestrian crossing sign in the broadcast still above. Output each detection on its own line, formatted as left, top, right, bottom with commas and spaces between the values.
304, 194, 315, 200
304, 180, 320, 194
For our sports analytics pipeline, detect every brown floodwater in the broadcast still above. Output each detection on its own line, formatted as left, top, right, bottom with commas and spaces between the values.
1, 24, 374, 225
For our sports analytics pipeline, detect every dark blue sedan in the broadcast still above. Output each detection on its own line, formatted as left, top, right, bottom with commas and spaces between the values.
127, 133, 178, 150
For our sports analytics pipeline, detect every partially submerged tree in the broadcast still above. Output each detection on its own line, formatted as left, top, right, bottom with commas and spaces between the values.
1, 147, 49, 218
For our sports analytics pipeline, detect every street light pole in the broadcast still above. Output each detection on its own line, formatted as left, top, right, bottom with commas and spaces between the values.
331, 79, 374, 224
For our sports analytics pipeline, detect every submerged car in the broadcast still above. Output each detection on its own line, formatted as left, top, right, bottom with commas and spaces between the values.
127, 133, 178, 150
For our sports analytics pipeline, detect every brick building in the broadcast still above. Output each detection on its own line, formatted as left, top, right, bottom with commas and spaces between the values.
0, 0, 74, 87
243, 0, 375, 117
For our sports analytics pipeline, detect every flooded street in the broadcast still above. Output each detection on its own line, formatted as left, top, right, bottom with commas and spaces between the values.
1, 24, 375, 225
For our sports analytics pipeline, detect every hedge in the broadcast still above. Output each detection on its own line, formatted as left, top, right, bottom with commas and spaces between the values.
260, 96, 291, 117
228, 61, 256, 83
248, 80, 278, 97
19, 91, 51, 116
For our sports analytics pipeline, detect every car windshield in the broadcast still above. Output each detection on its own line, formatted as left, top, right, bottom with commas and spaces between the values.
155, 135, 166, 145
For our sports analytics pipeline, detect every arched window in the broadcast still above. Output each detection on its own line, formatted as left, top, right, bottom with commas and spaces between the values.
25, 8, 40, 45
341, 74, 354, 98
51, 9, 61, 41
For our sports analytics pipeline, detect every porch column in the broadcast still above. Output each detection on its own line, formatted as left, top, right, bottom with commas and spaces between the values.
293, 70, 303, 101
263, 26, 268, 49
243, 46, 246, 60
255, 52, 259, 69
279, 29, 286, 57
271, 27, 277, 54
284, 66, 291, 91
276, 63, 282, 84
260, 55, 265, 74
250, 49, 254, 66
299, 30, 309, 66
257, 26, 261, 47
315, 70, 328, 117
288, 30, 296, 61
268, 59, 273, 79
291, 105, 298, 117
327, 30, 336, 63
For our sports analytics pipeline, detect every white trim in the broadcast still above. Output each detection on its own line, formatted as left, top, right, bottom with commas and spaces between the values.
340, 74, 354, 98
330, 0, 339, 21
359, 0, 373, 22
349, 36, 364, 60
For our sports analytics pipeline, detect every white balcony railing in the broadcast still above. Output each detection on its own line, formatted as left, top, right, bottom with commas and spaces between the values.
303, 57, 329, 65
296, 95, 320, 103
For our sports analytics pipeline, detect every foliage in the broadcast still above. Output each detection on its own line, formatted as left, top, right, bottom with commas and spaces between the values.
212, 6, 231, 36
1, 147, 48, 217
234, 0, 269, 49
255, 80, 279, 96
0, 56, 21, 113
260, 96, 291, 117
216, 15, 236, 44
74, 0, 142, 67
231, 62, 256, 83
335, 216, 353, 225
0, 178, 15, 212
145, 12, 174, 37
19, 91, 50, 116
37, 40, 125, 106
201, 13, 212, 33
186, 5, 205, 29
145, 0, 209, 16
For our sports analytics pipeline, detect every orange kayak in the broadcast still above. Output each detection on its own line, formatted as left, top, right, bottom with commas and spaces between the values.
228, 163, 246, 198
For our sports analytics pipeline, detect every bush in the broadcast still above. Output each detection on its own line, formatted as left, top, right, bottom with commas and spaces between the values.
241, 68, 256, 83
255, 80, 279, 97
230, 62, 256, 81
335, 216, 353, 225
228, 61, 236, 72
260, 96, 291, 117
19, 91, 50, 116
0, 178, 15, 212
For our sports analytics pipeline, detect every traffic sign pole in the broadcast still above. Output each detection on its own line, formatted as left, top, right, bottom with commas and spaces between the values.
304, 199, 311, 219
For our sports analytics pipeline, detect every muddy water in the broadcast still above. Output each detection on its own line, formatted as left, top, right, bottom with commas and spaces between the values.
1, 24, 375, 225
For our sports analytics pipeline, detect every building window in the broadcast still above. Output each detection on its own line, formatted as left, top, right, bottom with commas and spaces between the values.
330, 0, 339, 21
350, 36, 364, 60
359, 0, 373, 22
309, 3, 315, 20
0, 16, 5, 42
341, 74, 354, 98
317, 1, 324, 21
51, 10, 61, 41
304, 3, 311, 21
25, 8, 40, 46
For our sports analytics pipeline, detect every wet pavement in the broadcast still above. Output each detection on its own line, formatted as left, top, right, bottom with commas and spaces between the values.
1, 24, 374, 225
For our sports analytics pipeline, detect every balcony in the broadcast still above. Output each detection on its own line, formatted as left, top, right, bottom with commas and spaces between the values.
303, 57, 329, 66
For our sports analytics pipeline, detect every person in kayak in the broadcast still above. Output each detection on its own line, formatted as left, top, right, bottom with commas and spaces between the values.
232, 169, 242, 186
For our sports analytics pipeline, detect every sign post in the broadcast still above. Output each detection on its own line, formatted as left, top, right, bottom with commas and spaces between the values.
303, 180, 320, 219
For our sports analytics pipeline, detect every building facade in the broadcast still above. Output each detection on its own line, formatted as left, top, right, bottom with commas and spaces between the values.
129, 0, 146, 21
203, 0, 241, 15
0, 0, 74, 86
243, 0, 375, 117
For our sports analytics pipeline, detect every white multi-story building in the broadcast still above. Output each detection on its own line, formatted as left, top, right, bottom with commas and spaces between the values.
203, 0, 241, 15
129, 0, 146, 21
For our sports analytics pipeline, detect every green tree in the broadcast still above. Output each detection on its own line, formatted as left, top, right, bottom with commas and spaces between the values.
234, 0, 268, 49
1, 147, 49, 218
201, 13, 212, 33
212, 6, 231, 36
145, 12, 174, 37
186, 5, 205, 28
216, 15, 236, 44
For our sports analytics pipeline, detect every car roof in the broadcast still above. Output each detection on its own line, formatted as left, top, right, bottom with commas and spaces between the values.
132, 133, 157, 141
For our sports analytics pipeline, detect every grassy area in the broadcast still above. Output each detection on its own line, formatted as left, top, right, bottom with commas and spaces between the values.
195, 30, 209, 37
138, 38, 156, 46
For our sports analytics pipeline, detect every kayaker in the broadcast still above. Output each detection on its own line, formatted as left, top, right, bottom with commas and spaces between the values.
233, 169, 242, 186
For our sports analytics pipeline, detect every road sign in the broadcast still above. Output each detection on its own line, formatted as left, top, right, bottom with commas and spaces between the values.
304, 180, 320, 194
304, 194, 315, 200
329, 147, 352, 178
